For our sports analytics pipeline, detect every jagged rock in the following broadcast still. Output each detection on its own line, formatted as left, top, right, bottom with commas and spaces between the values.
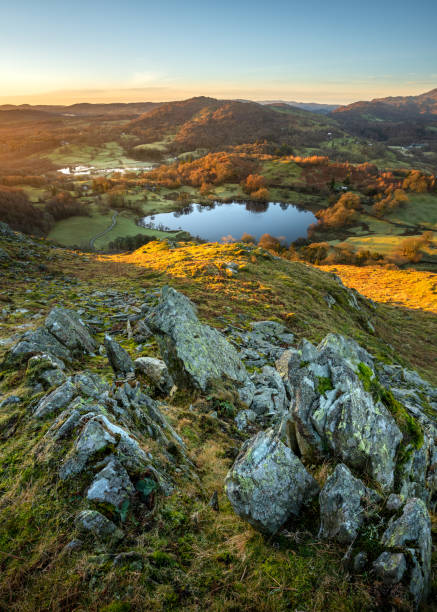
135, 357, 174, 395
146, 286, 248, 391
60, 414, 148, 480
104, 335, 135, 378
4, 327, 71, 366
319, 464, 380, 544
87, 459, 135, 509
373, 552, 407, 585
76, 510, 123, 541
45, 307, 97, 354
33, 379, 76, 418
281, 336, 403, 492
73, 372, 110, 399
225, 428, 319, 534
380, 497, 431, 604
249, 366, 289, 417
59, 417, 117, 479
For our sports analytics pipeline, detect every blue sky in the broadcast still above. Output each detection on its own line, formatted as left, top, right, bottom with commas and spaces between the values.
1, 0, 436, 104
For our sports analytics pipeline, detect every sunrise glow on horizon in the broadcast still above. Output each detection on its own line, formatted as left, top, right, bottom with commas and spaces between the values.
2, 0, 436, 106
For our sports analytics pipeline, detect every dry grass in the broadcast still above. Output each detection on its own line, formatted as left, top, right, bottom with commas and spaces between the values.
319, 264, 437, 314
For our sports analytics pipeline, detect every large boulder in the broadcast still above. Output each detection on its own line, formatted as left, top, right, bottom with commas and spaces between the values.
225, 427, 319, 534
279, 337, 403, 492
319, 464, 380, 543
45, 307, 97, 355
146, 286, 248, 391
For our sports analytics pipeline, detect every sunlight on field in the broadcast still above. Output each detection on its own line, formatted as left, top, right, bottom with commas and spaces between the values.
319, 264, 437, 313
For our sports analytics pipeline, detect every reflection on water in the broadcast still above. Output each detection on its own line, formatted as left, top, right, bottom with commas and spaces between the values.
141, 201, 316, 243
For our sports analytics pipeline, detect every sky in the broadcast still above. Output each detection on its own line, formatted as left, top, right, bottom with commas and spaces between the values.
1, 0, 436, 105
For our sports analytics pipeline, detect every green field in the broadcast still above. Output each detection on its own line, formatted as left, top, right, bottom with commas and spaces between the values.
384, 193, 437, 229
45, 141, 143, 169
47, 209, 175, 250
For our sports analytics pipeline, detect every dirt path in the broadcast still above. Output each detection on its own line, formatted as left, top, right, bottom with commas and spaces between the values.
89, 211, 118, 249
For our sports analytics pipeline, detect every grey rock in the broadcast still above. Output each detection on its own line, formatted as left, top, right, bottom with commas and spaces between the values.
146, 286, 248, 391
380, 497, 431, 604
87, 459, 134, 509
0, 395, 21, 408
225, 427, 319, 534
4, 327, 71, 366
319, 464, 379, 543
386, 493, 404, 513
317, 333, 374, 371
235, 409, 257, 431
76, 510, 123, 541
135, 357, 174, 395
132, 320, 152, 342
45, 307, 97, 354
104, 335, 135, 378
59, 417, 117, 479
26, 353, 66, 389
33, 380, 76, 418
250, 366, 289, 416
373, 552, 407, 585
353, 551, 368, 572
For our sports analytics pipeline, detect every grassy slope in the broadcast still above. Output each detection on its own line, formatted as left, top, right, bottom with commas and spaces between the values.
0, 237, 436, 610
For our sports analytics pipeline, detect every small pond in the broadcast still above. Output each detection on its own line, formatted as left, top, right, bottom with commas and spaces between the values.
141, 201, 316, 243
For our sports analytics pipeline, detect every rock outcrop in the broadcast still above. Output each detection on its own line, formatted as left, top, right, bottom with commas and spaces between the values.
146, 286, 248, 391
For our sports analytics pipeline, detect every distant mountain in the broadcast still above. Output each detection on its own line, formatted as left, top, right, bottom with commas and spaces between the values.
259, 100, 339, 114
128, 96, 341, 151
332, 88, 437, 145
0, 102, 160, 118
334, 88, 437, 120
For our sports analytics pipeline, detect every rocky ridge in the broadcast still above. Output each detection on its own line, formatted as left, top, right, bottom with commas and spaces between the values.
0, 223, 436, 609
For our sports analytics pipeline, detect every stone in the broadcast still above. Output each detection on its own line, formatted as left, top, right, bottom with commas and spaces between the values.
235, 409, 257, 431
135, 356, 174, 395
386, 493, 403, 512
132, 320, 152, 342
373, 552, 407, 585
33, 380, 76, 418
26, 353, 66, 389
290, 348, 402, 492
225, 428, 319, 534
319, 464, 379, 544
146, 286, 248, 391
45, 307, 97, 354
250, 366, 289, 416
317, 333, 374, 371
380, 497, 431, 604
4, 327, 71, 367
76, 510, 123, 541
104, 335, 135, 378
87, 459, 135, 509
59, 417, 117, 479
353, 551, 368, 572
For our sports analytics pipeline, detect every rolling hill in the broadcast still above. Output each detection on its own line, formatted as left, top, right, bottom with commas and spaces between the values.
128, 96, 343, 151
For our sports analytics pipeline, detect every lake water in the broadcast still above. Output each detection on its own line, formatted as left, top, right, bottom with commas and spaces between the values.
141, 201, 316, 243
